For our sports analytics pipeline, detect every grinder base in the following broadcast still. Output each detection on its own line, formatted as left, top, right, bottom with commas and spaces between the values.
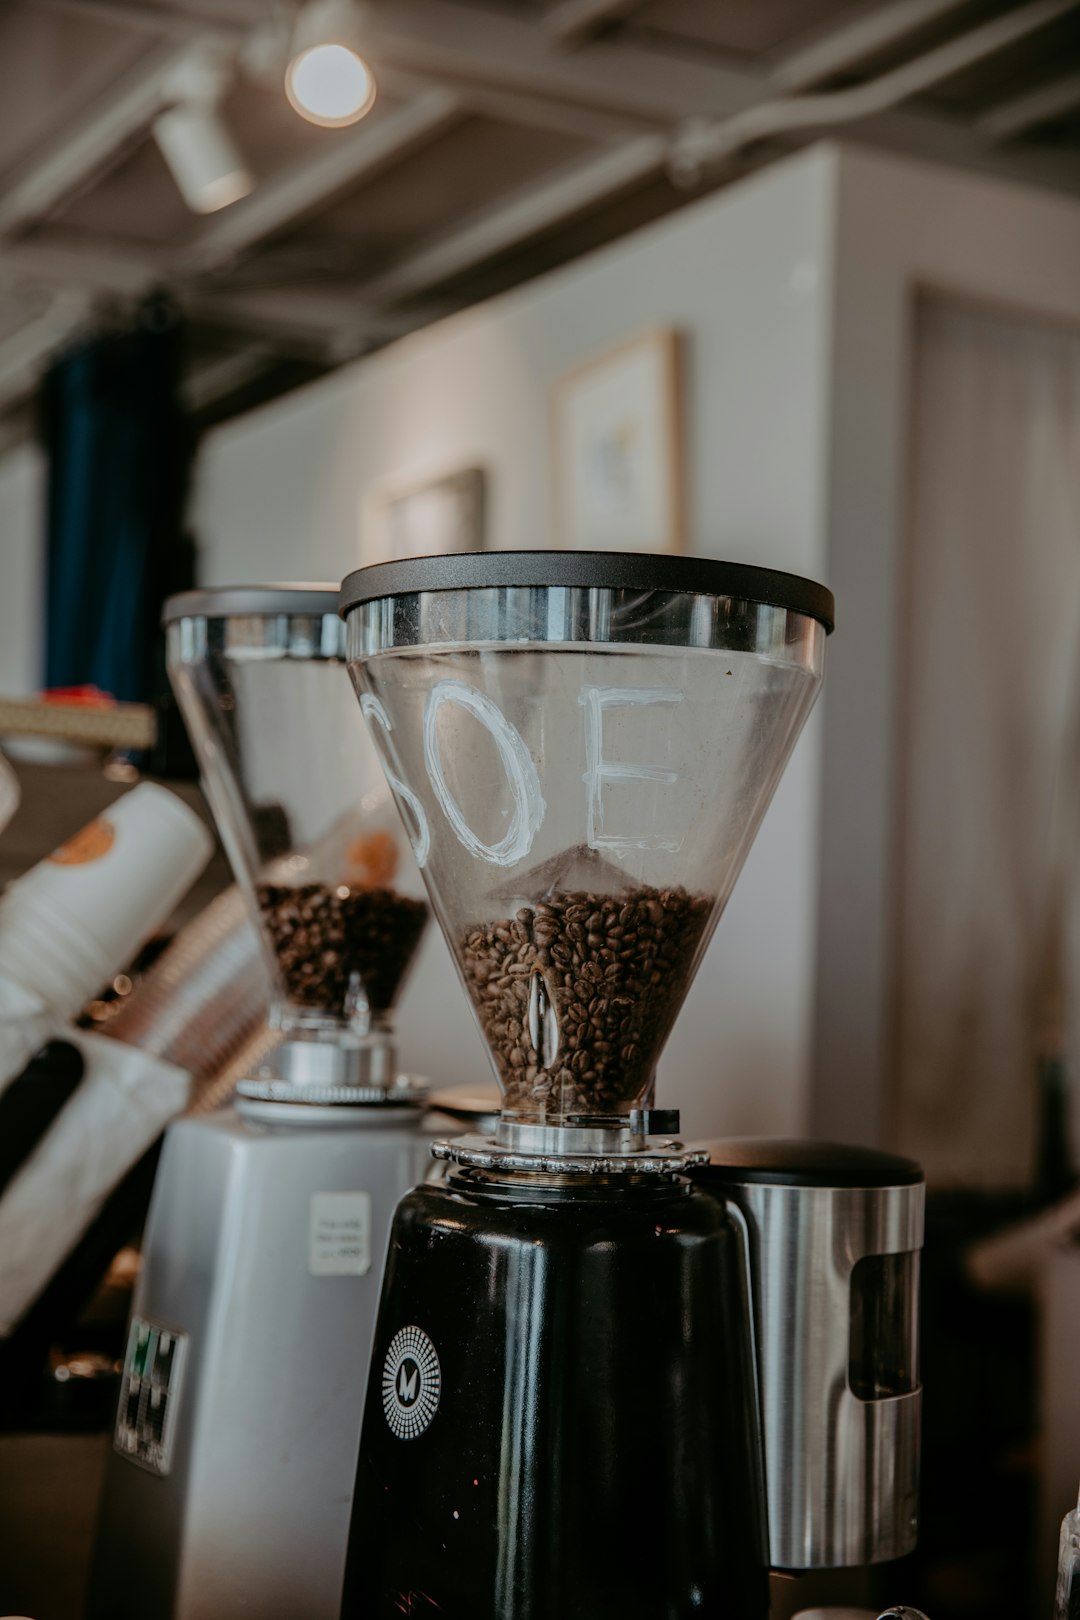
343, 1172, 769, 1620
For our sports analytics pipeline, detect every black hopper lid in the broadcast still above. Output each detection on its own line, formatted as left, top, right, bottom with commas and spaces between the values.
339, 550, 835, 633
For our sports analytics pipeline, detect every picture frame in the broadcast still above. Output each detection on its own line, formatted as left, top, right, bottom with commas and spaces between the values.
552, 327, 684, 553
373, 465, 487, 561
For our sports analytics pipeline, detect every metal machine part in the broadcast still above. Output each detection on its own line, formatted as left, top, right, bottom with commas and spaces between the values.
236, 1027, 398, 1092
88, 1104, 435, 1620
164, 585, 429, 1094
696, 1140, 925, 1571
793, 1610, 930, 1618
432, 1115, 709, 1175
343, 1168, 770, 1620
89, 585, 437, 1620
340, 550, 831, 1134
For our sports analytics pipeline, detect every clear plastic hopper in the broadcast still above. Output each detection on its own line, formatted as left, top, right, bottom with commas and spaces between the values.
340, 552, 831, 1129
165, 586, 428, 1086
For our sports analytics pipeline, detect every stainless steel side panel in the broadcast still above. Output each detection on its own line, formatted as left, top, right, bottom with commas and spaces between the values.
89, 1107, 432, 1620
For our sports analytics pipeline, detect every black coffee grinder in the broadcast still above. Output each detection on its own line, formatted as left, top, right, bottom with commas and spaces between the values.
336, 553, 922, 1619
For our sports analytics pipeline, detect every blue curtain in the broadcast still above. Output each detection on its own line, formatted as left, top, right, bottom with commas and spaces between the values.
41, 295, 194, 708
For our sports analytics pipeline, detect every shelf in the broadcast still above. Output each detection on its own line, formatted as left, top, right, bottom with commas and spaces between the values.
0, 697, 156, 751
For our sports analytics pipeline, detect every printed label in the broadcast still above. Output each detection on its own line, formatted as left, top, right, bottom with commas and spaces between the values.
309, 1191, 372, 1276
383, 1325, 441, 1440
49, 818, 115, 866
114, 1316, 187, 1476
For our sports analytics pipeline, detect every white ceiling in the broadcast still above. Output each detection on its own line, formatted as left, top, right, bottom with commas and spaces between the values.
1, 0, 1078, 434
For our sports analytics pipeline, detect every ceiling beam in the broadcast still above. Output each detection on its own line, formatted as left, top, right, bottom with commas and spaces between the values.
671, 0, 1080, 176
978, 67, 1080, 141
771, 0, 977, 92
361, 1, 760, 125
543, 0, 650, 48
177, 88, 464, 276
451, 83, 648, 142
376, 65, 653, 142
31, 0, 1080, 165
182, 342, 276, 412
30, 0, 763, 123
0, 236, 163, 296
185, 286, 422, 357
0, 38, 221, 238
857, 99, 1080, 193
355, 134, 665, 307
11, 0, 1080, 422
27, 0, 244, 39
0, 231, 423, 359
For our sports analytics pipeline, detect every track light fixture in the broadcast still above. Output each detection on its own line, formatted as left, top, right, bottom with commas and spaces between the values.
285, 0, 377, 128
153, 49, 253, 214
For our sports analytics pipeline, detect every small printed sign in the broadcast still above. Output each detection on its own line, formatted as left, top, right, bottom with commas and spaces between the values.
309, 1191, 372, 1276
114, 1316, 187, 1476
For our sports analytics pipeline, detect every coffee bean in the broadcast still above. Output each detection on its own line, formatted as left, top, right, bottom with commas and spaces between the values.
256, 882, 427, 1019
458, 883, 712, 1119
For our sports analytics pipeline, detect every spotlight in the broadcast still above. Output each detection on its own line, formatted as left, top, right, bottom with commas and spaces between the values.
154, 103, 253, 214
153, 47, 253, 215
286, 0, 376, 128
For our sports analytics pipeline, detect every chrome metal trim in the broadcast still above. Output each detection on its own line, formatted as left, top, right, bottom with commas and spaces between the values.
726, 1176, 924, 1569
163, 584, 339, 623
347, 585, 825, 669
339, 550, 835, 632
724, 1197, 771, 1567
234, 1039, 428, 1108
168, 607, 346, 667
235, 1080, 427, 1108
265, 1035, 401, 1091
495, 1119, 649, 1155
234, 1098, 426, 1128
432, 1131, 708, 1175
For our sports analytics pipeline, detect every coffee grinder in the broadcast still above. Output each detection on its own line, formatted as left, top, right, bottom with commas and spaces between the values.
90, 587, 434, 1620
335, 552, 926, 1619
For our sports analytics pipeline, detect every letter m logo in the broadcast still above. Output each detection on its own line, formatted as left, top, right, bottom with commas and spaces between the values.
399, 1364, 418, 1403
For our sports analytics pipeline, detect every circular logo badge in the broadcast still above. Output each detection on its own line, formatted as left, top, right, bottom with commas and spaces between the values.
382, 1325, 441, 1440
49, 818, 115, 866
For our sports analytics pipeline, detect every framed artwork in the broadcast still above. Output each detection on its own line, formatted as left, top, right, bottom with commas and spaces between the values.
374, 466, 487, 561
552, 327, 683, 552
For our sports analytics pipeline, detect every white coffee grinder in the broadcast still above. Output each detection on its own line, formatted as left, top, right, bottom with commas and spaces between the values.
89, 587, 435, 1620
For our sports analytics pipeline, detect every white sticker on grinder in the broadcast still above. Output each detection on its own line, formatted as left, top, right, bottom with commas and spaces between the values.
309, 1192, 372, 1275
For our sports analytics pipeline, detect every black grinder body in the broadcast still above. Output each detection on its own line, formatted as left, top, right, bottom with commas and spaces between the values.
342, 1169, 769, 1620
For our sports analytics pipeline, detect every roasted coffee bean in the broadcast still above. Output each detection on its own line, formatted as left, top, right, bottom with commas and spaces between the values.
458, 884, 712, 1118
257, 883, 427, 1018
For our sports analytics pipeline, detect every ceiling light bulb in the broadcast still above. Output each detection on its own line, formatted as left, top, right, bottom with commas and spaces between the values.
285, 41, 376, 127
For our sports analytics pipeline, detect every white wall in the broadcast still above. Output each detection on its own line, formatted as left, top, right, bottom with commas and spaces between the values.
193, 146, 838, 1138
0, 443, 44, 697
813, 145, 1080, 1159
